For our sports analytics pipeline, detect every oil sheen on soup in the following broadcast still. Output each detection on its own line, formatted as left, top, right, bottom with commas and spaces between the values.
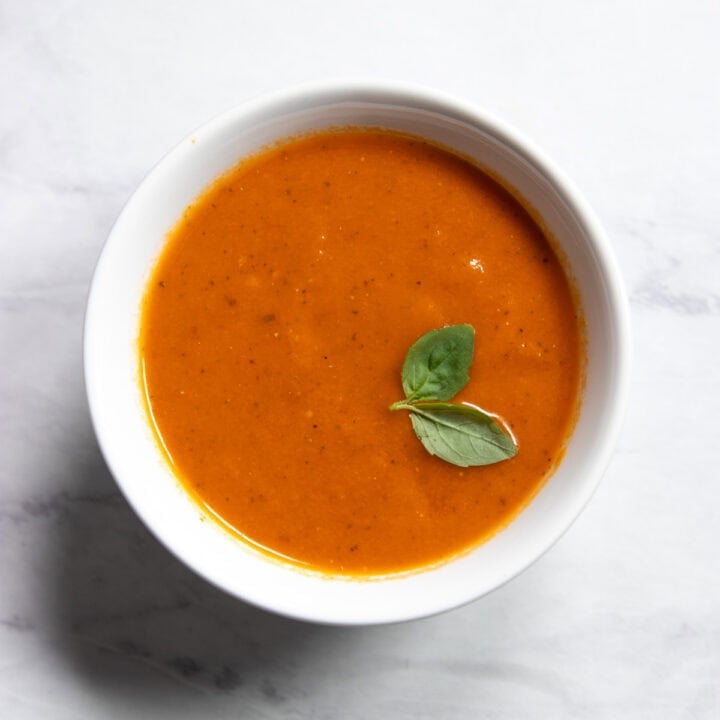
140, 129, 583, 576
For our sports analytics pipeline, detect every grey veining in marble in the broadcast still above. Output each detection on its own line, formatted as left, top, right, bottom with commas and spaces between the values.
2, 1, 719, 718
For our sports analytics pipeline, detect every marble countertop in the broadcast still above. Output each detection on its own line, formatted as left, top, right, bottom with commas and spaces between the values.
2, 1, 718, 717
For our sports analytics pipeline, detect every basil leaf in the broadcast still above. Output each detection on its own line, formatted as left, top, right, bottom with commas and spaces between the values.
401, 324, 475, 402
390, 323, 518, 468
407, 402, 517, 467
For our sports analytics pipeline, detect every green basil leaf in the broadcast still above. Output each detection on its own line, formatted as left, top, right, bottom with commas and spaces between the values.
401, 324, 475, 402
407, 402, 518, 467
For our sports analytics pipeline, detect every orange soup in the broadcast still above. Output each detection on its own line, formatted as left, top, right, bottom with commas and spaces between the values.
140, 130, 583, 575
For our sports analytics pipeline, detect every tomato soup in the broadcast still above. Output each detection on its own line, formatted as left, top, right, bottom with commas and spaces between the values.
139, 130, 583, 575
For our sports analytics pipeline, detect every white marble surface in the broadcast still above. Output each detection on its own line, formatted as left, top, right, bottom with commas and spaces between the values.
2, 1, 719, 717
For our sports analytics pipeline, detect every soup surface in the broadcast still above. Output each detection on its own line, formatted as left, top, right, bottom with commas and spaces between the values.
140, 129, 583, 575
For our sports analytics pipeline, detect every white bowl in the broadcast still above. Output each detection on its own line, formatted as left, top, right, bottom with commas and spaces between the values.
84, 82, 631, 625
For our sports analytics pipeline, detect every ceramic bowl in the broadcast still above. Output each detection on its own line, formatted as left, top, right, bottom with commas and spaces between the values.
84, 82, 630, 624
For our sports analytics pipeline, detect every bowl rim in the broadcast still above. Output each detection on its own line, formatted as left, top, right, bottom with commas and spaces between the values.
84, 80, 631, 624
